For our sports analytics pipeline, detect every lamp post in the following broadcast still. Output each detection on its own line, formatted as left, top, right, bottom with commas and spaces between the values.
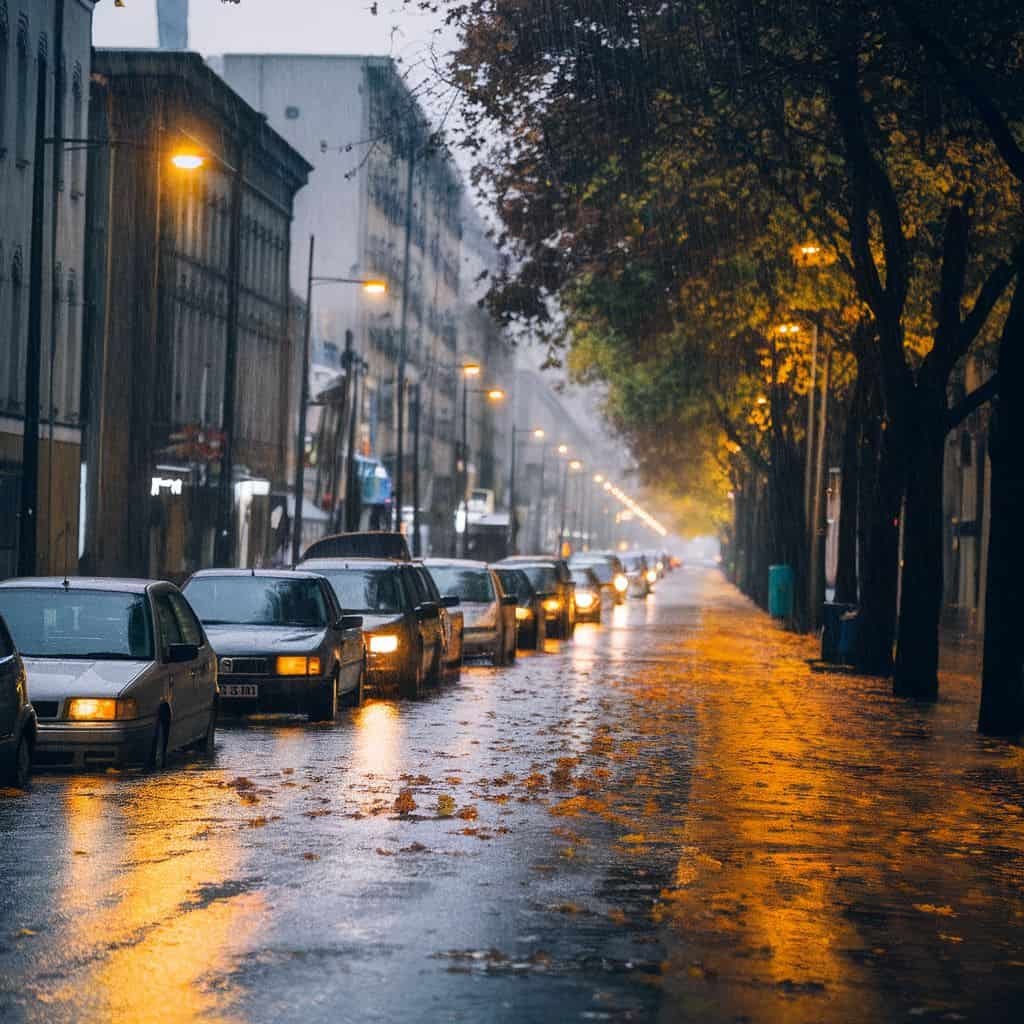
290, 233, 387, 564
557, 454, 580, 557
507, 426, 545, 555
456, 374, 504, 556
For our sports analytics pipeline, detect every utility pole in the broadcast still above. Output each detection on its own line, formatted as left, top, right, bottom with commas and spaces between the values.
557, 460, 569, 557
394, 136, 416, 532
343, 358, 364, 533
329, 330, 355, 532
215, 151, 244, 566
508, 425, 517, 555
291, 235, 315, 565
534, 446, 547, 554
411, 381, 422, 556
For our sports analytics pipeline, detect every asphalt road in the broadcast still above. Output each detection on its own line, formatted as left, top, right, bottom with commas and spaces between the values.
2, 569, 1023, 1024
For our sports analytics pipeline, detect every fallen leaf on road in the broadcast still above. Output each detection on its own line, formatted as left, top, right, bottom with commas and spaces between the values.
301, 852, 320, 861
436, 794, 456, 817
394, 789, 418, 814
456, 805, 478, 820
913, 904, 956, 917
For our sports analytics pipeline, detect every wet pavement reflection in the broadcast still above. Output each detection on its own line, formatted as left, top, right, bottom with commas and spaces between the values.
2, 570, 1023, 1022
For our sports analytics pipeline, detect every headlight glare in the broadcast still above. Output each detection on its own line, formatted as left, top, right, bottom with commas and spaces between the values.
646, 569, 658, 584
276, 655, 320, 676
576, 590, 596, 608
613, 574, 628, 593
369, 634, 400, 654
542, 597, 561, 613
67, 698, 138, 721
515, 606, 531, 621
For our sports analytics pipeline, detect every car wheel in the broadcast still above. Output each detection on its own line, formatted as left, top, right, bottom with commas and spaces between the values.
308, 673, 338, 722
196, 703, 217, 756
399, 644, 423, 699
342, 662, 365, 708
5, 732, 31, 789
426, 643, 443, 687
146, 713, 169, 771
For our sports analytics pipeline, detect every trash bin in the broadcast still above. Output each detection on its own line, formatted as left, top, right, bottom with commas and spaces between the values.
768, 564, 794, 620
838, 606, 860, 663
821, 602, 857, 662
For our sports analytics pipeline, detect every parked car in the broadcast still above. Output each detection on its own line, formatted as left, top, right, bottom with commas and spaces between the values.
493, 567, 545, 650
570, 566, 603, 623
495, 557, 576, 638
301, 531, 411, 562
620, 552, 654, 597
569, 552, 628, 606
0, 614, 36, 788
0, 578, 217, 770
183, 570, 364, 720
300, 558, 449, 698
425, 560, 516, 665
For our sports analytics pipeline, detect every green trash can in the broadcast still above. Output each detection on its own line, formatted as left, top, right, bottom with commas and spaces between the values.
768, 564, 794, 620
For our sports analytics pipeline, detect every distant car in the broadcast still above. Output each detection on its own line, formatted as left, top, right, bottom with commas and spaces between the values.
569, 552, 628, 606
426, 559, 516, 665
621, 552, 654, 597
493, 567, 545, 650
0, 578, 218, 771
0, 614, 36, 788
495, 557, 576, 638
183, 570, 364, 720
301, 558, 448, 699
570, 566, 603, 623
643, 550, 667, 579
301, 531, 412, 562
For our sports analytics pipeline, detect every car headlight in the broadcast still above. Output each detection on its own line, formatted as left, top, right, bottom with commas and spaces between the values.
613, 574, 628, 593
543, 597, 562, 613
276, 655, 322, 676
646, 569, 658, 584
67, 698, 138, 721
369, 634, 400, 654
575, 590, 596, 609
515, 606, 531, 621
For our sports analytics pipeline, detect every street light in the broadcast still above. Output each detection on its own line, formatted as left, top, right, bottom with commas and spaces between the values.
557, 454, 582, 557
455, 378, 505, 555
170, 151, 205, 170
290, 234, 389, 564
507, 426, 545, 555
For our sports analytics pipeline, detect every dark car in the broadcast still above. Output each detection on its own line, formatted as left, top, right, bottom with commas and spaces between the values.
570, 566, 603, 623
495, 557, 576, 639
183, 570, 365, 720
0, 614, 36, 788
300, 558, 449, 699
569, 551, 629, 605
494, 567, 545, 650
426, 560, 516, 665
301, 532, 411, 562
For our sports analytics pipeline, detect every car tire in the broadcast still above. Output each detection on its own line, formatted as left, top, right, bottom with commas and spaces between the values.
5, 732, 31, 789
400, 644, 423, 699
196, 703, 217, 756
426, 644, 443, 687
146, 713, 169, 772
308, 673, 338, 722
342, 662, 366, 708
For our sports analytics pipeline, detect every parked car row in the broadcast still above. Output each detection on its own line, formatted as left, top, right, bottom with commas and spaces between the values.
0, 534, 677, 787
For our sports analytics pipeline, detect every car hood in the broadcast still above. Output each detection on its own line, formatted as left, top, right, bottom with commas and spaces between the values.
22, 658, 150, 700
360, 613, 406, 632
203, 625, 327, 655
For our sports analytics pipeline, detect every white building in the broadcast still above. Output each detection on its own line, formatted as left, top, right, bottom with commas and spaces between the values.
0, 0, 95, 578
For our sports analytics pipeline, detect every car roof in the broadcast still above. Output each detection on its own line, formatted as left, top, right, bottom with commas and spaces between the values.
424, 558, 491, 570
300, 558, 401, 571
0, 576, 157, 594
498, 555, 556, 563
186, 569, 325, 581
497, 558, 558, 568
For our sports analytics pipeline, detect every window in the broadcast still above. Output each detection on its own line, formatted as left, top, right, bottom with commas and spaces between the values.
0, 618, 13, 659
319, 568, 404, 614
183, 576, 329, 628
168, 592, 204, 647
153, 593, 183, 653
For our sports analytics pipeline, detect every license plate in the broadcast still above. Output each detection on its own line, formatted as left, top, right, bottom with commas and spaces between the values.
221, 683, 259, 699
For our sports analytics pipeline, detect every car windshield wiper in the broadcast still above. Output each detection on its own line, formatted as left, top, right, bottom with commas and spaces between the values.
79, 652, 146, 661
199, 619, 238, 625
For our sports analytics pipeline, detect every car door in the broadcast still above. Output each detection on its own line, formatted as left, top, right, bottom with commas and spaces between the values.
417, 567, 448, 662
415, 567, 444, 668
168, 590, 215, 741
405, 567, 435, 675
151, 590, 192, 749
322, 579, 362, 694
492, 571, 515, 657
0, 619, 19, 742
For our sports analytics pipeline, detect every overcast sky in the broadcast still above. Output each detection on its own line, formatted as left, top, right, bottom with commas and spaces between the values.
93, 1, 455, 64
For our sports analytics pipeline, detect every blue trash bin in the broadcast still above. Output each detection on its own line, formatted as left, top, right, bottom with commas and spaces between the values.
768, 564, 794, 620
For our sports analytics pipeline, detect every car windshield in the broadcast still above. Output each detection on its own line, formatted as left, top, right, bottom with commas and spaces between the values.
184, 577, 328, 627
496, 570, 530, 600
318, 569, 403, 614
622, 556, 643, 571
0, 588, 154, 660
521, 566, 558, 593
574, 561, 612, 584
571, 571, 596, 588
429, 568, 495, 603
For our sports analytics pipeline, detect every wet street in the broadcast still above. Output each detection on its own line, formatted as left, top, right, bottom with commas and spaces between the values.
2, 569, 1024, 1023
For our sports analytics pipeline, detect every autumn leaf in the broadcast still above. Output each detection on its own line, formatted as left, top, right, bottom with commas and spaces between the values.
394, 789, 418, 815
436, 794, 456, 817
456, 805, 479, 821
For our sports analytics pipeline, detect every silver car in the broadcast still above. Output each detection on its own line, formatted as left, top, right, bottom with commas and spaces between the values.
0, 578, 218, 771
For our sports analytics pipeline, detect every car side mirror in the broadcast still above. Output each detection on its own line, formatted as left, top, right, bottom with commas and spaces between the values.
167, 643, 198, 664
417, 602, 439, 620
441, 595, 460, 608
339, 614, 364, 630
501, 595, 518, 607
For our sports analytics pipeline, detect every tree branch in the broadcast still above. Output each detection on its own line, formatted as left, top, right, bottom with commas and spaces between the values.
946, 374, 999, 432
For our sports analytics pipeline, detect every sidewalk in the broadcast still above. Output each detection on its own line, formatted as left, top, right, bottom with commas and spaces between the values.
603, 572, 1024, 1023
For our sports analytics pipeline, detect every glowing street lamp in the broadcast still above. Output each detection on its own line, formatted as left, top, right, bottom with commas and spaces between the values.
170, 151, 205, 170
486, 388, 505, 402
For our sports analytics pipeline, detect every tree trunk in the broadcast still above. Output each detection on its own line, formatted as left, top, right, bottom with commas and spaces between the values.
834, 362, 867, 605
893, 399, 946, 701
979, 280, 1024, 735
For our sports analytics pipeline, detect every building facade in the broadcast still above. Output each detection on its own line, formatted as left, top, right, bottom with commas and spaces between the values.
0, 0, 95, 579
212, 54, 466, 553
82, 50, 310, 580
